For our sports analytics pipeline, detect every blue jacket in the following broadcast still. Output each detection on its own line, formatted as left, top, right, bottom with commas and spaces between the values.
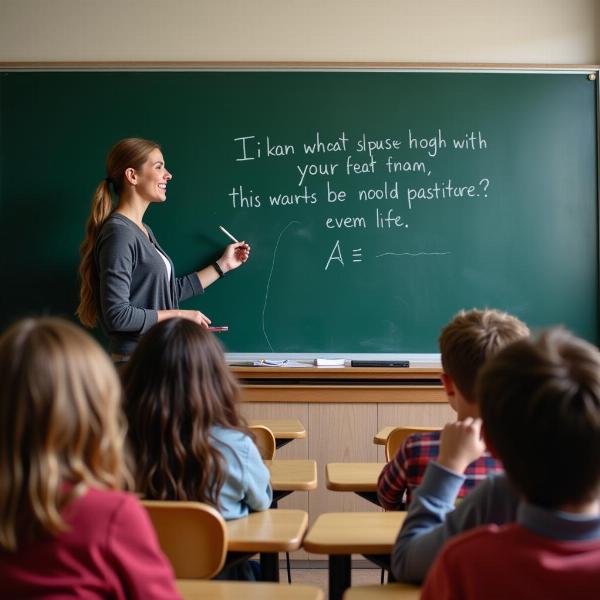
210, 426, 273, 520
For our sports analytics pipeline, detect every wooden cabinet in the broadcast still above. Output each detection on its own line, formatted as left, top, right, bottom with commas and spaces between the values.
236, 366, 453, 560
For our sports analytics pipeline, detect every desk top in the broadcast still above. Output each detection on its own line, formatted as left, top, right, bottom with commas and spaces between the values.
249, 417, 307, 439
226, 508, 308, 553
303, 512, 406, 555
267, 459, 318, 491
326, 463, 384, 492
373, 427, 395, 445
343, 584, 420, 600
177, 579, 324, 600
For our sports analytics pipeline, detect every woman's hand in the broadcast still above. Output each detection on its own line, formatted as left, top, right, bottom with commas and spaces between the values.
218, 241, 251, 272
179, 310, 211, 327
157, 309, 211, 328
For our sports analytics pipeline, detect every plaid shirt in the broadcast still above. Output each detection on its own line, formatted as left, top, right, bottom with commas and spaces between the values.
377, 430, 503, 510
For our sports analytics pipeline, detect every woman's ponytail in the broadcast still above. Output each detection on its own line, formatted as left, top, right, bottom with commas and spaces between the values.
77, 180, 113, 327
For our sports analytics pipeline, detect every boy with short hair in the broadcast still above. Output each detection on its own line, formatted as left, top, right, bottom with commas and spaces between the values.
421, 329, 600, 599
377, 308, 528, 509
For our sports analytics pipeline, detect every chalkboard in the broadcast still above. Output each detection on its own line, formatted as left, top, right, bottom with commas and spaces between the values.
0, 69, 598, 355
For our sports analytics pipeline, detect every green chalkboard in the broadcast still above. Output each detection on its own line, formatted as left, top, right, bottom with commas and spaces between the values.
0, 69, 598, 354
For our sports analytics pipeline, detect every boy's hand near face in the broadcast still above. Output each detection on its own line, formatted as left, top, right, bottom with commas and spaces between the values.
437, 418, 486, 475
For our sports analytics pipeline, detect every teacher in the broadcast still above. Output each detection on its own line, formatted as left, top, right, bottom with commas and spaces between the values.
77, 137, 249, 361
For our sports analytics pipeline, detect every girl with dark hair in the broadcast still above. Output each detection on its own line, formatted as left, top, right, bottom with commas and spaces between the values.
123, 318, 272, 520
77, 138, 250, 362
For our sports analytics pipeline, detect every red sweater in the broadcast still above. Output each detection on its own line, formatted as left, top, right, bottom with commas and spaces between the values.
422, 523, 600, 600
0, 488, 181, 599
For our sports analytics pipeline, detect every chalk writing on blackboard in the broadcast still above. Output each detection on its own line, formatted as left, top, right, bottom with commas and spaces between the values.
231, 127, 488, 270
262, 220, 301, 351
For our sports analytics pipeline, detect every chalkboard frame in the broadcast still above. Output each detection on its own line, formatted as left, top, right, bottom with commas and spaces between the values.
1, 62, 599, 362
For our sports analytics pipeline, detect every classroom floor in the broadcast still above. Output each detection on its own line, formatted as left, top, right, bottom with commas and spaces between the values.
279, 565, 382, 594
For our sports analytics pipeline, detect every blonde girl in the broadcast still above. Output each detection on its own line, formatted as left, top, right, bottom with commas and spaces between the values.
0, 317, 180, 599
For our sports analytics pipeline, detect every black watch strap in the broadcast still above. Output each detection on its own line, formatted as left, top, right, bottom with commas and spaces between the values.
213, 262, 225, 277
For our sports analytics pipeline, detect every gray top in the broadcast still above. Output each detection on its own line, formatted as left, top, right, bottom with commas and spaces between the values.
95, 213, 203, 354
391, 461, 520, 583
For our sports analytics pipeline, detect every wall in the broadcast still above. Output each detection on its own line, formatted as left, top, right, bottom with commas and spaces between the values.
0, 0, 599, 64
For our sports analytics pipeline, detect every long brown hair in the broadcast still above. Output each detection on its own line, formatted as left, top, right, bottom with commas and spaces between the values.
77, 137, 160, 327
0, 318, 131, 552
122, 318, 249, 508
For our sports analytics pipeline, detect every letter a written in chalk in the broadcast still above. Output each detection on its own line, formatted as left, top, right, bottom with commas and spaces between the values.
325, 240, 344, 270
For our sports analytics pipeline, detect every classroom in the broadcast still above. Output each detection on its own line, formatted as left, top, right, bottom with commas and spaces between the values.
1, 1, 599, 599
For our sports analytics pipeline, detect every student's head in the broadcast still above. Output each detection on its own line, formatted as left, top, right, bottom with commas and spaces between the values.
478, 329, 600, 509
439, 308, 529, 411
0, 317, 130, 552
122, 318, 246, 505
77, 137, 161, 328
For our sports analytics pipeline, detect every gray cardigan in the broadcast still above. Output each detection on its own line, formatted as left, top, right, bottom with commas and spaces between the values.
95, 213, 203, 354
391, 462, 520, 583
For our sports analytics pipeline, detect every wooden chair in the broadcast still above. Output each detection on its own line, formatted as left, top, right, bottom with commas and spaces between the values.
142, 500, 227, 579
249, 424, 297, 583
249, 425, 276, 460
379, 426, 440, 583
385, 426, 442, 461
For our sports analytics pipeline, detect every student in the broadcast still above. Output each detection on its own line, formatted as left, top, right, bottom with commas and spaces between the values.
122, 317, 272, 520
77, 137, 250, 362
421, 329, 600, 599
377, 308, 528, 509
0, 317, 181, 600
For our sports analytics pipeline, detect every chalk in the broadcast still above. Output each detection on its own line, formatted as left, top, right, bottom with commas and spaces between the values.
208, 326, 229, 332
219, 225, 239, 243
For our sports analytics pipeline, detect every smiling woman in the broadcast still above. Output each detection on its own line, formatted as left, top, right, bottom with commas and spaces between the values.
77, 138, 251, 361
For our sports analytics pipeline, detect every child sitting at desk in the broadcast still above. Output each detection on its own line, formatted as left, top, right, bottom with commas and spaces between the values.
421, 329, 600, 599
123, 318, 272, 519
377, 308, 528, 509
0, 318, 180, 599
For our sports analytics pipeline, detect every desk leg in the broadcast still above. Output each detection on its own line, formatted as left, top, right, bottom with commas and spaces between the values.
329, 554, 351, 600
260, 552, 280, 582
270, 490, 291, 508
356, 491, 381, 507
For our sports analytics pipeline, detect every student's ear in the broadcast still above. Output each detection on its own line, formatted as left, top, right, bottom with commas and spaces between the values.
441, 372, 455, 396
124, 167, 137, 185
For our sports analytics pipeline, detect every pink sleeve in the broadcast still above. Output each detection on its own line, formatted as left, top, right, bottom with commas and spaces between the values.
107, 495, 182, 600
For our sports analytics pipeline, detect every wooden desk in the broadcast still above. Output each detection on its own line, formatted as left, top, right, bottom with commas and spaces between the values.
303, 512, 406, 600
177, 579, 324, 600
326, 462, 384, 506
373, 427, 395, 446
235, 366, 444, 404
249, 417, 306, 448
343, 584, 420, 600
268, 459, 318, 492
227, 508, 308, 582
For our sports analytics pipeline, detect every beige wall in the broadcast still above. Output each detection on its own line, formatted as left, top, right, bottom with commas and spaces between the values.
0, 0, 598, 64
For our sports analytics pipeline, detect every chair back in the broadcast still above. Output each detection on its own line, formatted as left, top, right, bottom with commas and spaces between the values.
142, 500, 227, 579
249, 424, 276, 460
385, 426, 442, 461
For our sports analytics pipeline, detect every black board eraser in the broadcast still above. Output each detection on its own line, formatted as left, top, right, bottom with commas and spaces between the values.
350, 360, 410, 367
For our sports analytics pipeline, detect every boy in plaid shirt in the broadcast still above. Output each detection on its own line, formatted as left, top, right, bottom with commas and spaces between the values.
377, 308, 528, 509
